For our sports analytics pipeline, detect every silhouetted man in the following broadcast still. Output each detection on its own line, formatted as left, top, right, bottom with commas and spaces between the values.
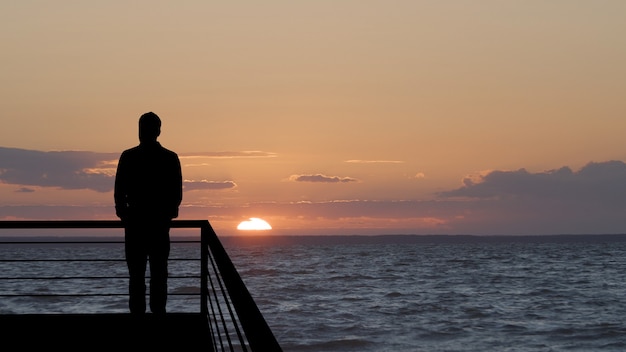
114, 112, 183, 315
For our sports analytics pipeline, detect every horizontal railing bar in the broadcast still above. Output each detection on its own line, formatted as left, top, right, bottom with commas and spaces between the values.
0, 293, 202, 297
0, 241, 201, 245
0, 258, 200, 262
0, 241, 124, 244
0, 292, 206, 295
0, 275, 201, 280
0, 220, 208, 229
0, 277, 124, 280
0, 259, 124, 262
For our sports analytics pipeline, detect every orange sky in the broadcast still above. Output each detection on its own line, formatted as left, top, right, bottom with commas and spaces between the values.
1, 1, 626, 236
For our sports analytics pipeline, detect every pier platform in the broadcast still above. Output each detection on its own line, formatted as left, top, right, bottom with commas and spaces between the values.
0, 313, 212, 350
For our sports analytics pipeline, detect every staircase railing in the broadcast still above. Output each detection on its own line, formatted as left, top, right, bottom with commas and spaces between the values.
0, 220, 282, 352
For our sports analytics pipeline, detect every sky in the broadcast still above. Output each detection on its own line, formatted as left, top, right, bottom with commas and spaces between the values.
1, 1, 626, 236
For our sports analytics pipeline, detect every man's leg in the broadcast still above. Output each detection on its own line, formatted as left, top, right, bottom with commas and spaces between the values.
125, 225, 148, 315
148, 224, 171, 315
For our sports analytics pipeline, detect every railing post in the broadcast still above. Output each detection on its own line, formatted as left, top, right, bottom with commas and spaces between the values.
200, 222, 209, 316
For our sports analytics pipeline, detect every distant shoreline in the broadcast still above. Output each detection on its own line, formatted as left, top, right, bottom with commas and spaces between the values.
2, 233, 626, 246
220, 233, 626, 246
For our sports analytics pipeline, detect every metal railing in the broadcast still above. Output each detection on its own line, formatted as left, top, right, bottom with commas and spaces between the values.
0, 220, 282, 352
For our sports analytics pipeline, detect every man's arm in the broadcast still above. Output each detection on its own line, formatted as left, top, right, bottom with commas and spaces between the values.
114, 152, 129, 220
171, 155, 183, 219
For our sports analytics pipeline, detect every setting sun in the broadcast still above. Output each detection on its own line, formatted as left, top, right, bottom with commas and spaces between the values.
237, 218, 272, 231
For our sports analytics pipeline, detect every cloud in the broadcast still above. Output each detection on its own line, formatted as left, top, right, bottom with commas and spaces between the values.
0, 147, 118, 192
180, 151, 276, 159
289, 174, 359, 183
345, 160, 404, 164
184, 180, 237, 191
0, 204, 115, 220
0, 146, 248, 194
438, 160, 626, 206
184, 162, 212, 167
2, 146, 626, 236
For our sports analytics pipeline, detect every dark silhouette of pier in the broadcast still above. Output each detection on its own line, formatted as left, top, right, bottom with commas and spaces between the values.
0, 220, 282, 351
0, 313, 209, 349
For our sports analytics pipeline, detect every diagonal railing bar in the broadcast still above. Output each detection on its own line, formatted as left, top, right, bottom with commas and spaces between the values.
207, 242, 248, 352
206, 251, 236, 352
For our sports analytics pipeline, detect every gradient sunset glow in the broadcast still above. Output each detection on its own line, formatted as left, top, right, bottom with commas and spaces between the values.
1, 2, 625, 236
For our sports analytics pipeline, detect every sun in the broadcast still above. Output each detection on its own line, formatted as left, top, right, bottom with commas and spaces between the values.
237, 218, 272, 231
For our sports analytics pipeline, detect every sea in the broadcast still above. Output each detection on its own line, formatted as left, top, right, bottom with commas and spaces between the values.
2, 233, 626, 352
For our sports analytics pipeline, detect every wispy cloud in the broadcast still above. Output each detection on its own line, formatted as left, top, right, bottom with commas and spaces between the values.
180, 151, 276, 159
184, 180, 237, 191
289, 174, 359, 183
345, 160, 404, 164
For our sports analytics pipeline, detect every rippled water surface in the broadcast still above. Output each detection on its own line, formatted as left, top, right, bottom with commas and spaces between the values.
225, 236, 626, 352
3, 235, 626, 351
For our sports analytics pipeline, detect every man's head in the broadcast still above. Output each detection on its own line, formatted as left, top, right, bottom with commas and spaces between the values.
139, 112, 161, 143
